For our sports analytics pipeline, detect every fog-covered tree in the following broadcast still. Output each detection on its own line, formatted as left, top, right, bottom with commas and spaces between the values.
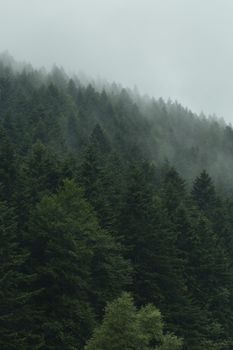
0, 56, 233, 349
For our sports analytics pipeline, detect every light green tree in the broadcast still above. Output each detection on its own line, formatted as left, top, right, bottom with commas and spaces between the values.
84, 293, 182, 350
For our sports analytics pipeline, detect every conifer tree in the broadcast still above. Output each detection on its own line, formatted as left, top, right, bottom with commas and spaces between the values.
191, 170, 217, 216
0, 128, 17, 203
118, 163, 189, 340
21, 180, 130, 349
0, 202, 33, 349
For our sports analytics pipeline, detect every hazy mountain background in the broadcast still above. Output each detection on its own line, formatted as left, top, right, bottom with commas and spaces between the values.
1, 0, 233, 122
0, 51, 232, 194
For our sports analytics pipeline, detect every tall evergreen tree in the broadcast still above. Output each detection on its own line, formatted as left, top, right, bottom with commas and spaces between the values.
118, 163, 189, 341
0, 128, 17, 203
21, 180, 130, 349
0, 202, 33, 350
191, 170, 217, 216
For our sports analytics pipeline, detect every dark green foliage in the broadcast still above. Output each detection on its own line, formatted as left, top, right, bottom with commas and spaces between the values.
0, 202, 33, 350
0, 128, 17, 202
20, 180, 130, 349
192, 170, 217, 216
1, 58, 233, 349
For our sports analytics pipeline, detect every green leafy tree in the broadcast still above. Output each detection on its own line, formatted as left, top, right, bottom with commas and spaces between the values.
85, 293, 182, 350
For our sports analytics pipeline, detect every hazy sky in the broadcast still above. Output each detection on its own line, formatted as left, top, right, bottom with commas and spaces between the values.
1, 0, 233, 122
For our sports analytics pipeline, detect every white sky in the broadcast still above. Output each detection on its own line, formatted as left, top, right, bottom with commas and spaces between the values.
1, 0, 233, 122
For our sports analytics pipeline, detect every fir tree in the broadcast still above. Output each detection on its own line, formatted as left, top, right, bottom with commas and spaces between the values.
191, 170, 217, 216
21, 180, 130, 349
0, 202, 33, 349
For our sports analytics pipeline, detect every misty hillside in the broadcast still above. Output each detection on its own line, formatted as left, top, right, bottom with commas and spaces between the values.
0, 53, 233, 193
2, 54, 233, 350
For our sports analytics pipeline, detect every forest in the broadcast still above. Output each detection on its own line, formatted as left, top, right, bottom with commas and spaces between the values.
1, 54, 233, 349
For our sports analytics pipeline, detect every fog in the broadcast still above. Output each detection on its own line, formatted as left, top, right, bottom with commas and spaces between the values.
1, 0, 233, 122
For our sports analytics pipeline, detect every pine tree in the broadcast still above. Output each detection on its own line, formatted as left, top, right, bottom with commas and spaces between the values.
79, 125, 122, 232
0, 128, 17, 203
118, 163, 188, 340
0, 202, 33, 349
21, 180, 130, 349
191, 170, 217, 216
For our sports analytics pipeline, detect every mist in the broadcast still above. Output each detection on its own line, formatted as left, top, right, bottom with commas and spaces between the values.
1, 0, 233, 122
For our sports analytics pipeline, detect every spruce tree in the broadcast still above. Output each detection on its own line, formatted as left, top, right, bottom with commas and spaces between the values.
118, 163, 188, 340
0, 202, 33, 349
191, 170, 217, 216
21, 180, 130, 349
0, 128, 17, 203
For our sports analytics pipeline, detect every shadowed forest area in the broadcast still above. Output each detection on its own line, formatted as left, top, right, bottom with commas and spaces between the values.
1, 55, 233, 349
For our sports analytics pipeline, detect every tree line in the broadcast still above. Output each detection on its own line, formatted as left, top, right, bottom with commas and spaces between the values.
1, 56, 233, 349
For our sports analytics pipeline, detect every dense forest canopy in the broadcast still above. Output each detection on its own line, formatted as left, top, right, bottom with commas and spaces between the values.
1, 53, 233, 349
0, 51, 233, 194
